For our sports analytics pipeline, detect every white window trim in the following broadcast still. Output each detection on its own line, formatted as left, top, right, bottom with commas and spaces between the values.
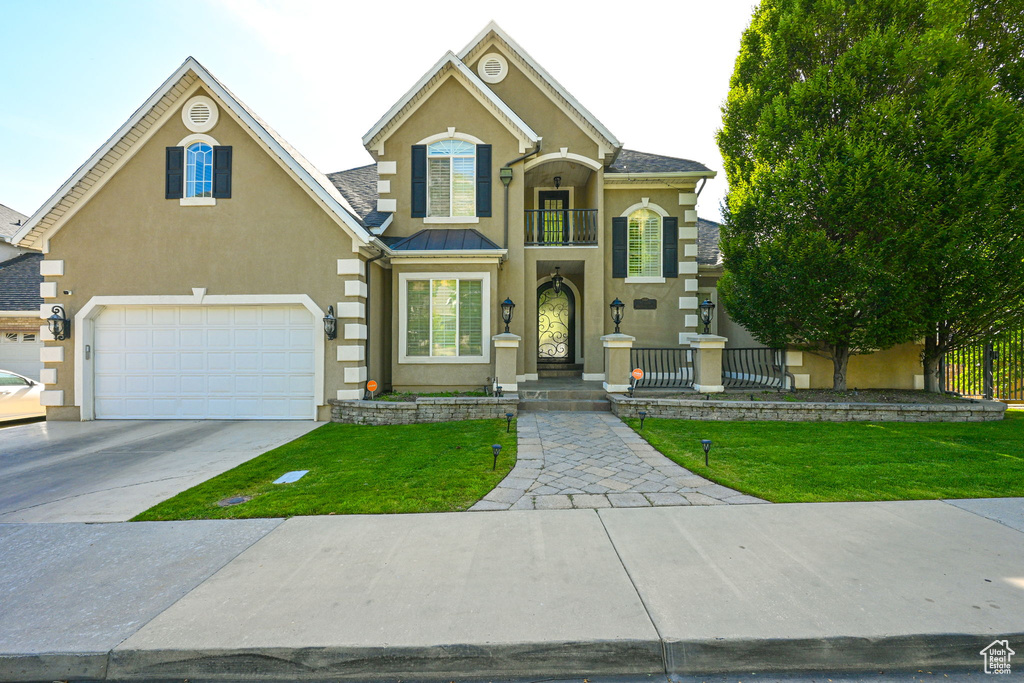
398, 271, 491, 364
621, 202, 669, 280
426, 139, 477, 219
73, 294, 326, 421
423, 216, 480, 224
177, 134, 221, 207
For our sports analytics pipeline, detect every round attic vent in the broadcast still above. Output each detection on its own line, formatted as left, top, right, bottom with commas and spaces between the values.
478, 53, 508, 84
182, 95, 219, 133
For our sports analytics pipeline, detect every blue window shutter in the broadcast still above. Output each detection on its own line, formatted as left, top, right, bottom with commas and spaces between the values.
662, 216, 678, 277
165, 147, 184, 199
612, 217, 628, 278
476, 144, 491, 217
212, 146, 232, 199
411, 145, 426, 217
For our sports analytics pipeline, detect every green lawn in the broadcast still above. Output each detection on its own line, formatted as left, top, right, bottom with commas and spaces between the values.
628, 411, 1024, 502
132, 420, 516, 521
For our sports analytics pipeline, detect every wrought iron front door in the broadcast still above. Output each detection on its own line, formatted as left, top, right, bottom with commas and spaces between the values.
537, 281, 574, 364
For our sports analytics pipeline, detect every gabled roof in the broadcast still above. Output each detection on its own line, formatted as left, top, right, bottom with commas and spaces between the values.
361, 52, 540, 154
458, 22, 621, 156
327, 165, 391, 228
0, 252, 43, 311
0, 203, 27, 242
609, 149, 713, 175
390, 229, 502, 252
15, 57, 373, 251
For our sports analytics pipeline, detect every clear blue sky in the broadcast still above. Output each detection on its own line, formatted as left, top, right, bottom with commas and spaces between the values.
0, 0, 756, 222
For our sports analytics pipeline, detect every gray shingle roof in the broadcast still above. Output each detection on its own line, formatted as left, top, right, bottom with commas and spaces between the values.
608, 149, 711, 174
697, 217, 722, 267
391, 229, 501, 251
326, 165, 390, 228
0, 203, 28, 242
0, 252, 43, 311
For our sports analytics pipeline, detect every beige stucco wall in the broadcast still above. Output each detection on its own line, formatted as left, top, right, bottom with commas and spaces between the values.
40, 85, 369, 420
788, 343, 924, 390
601, 187, 699, 350
466, 43, 600, 161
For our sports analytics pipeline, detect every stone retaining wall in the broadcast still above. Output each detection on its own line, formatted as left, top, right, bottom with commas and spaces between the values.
608, 394, 1006, 422
329, 396, 519, 425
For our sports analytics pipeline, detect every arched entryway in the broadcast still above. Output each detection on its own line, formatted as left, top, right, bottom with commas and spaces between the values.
537, 281, 575, 364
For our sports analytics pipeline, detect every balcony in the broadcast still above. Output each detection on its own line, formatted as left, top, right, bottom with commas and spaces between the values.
524, 209, 598, 246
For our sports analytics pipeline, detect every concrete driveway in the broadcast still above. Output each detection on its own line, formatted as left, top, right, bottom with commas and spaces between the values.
0, 420, 322, 523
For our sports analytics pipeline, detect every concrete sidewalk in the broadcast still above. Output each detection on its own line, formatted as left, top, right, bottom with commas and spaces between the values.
2, 499, 1023, 681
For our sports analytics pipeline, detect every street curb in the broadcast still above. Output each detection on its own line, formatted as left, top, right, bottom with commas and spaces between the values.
105, 640, 665, 680
6, 632, 1020, 681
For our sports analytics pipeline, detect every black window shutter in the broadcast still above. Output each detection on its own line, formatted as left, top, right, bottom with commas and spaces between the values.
411, 145, 427, 217
662, 216, 678, 278
612, 217, 628, 278
475, 144, 492, 217
165, 147, 184, 199
212, 146, 232, 199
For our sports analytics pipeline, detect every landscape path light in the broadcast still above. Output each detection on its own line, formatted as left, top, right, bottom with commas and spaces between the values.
701, 439, 712, 466
492, 444, 502, 470
505, 412, 514, 433
638, 410, 647, 430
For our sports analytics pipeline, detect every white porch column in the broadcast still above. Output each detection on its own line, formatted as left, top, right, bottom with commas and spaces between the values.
492, 333, 521, 392
601, 333, 635, 393
691, 334, 728, 393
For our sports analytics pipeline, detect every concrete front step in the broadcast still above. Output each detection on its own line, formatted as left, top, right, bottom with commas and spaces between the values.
518, 399, 611, 412
537, 364, 583, 379
519, 389, 607, 401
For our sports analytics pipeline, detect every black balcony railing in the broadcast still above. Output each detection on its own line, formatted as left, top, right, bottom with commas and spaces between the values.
525, 209, 598, 245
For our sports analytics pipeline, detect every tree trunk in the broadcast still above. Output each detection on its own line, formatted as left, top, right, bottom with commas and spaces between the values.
830, 344, 851, 391
923, 333, 943, 393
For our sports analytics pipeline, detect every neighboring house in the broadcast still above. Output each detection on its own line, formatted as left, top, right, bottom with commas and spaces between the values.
0, 252, 44, 379
0, 203, 35, 262
12, 23, 923, 421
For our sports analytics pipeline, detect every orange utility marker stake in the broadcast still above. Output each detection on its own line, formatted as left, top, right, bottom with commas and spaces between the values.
366, 380, 378, 399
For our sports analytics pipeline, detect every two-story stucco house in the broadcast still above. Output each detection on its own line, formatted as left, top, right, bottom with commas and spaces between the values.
13, 23, 923, 421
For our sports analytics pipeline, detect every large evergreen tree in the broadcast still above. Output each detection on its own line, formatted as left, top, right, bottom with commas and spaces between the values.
717, 0, 1024, 391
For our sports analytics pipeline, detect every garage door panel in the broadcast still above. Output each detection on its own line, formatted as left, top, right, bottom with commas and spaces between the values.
94, 305, 316, 420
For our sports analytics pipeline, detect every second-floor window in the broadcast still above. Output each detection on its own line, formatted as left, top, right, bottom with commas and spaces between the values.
186, 142, 214, 198
427, 140, 475, 217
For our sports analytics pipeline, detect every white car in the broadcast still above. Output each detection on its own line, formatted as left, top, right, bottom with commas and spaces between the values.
0, 370, 45, 421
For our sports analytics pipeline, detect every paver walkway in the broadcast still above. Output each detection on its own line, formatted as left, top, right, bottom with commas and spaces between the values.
470, 411, 765, 511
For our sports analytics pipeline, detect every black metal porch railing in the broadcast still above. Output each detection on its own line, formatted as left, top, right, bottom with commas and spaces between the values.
630, 348, 695, 389
722, 347, 789, 390
524, 209, 598, 245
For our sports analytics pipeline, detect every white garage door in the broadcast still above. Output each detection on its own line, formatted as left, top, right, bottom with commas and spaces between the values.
0, 332, 44, 380
94, 305, 316, 420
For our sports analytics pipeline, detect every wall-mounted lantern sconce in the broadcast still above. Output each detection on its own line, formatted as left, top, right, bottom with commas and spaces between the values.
323, 305, 337, 340
492, 443, 502, 470
610, 298, 625, 334
499, 167, 514, 187
551, 267, 563, 295
553, 175, 561, 189
47, 305, 71, 341
699, 299, 716, 335
501, 298, 515, 333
